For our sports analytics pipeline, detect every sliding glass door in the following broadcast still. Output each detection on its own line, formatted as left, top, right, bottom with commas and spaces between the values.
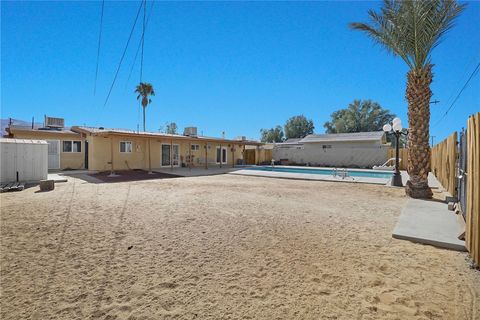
216, 146, 227, 164
161, 144, 171, 166
161, 144, 180, 167
172, 145, 179, 166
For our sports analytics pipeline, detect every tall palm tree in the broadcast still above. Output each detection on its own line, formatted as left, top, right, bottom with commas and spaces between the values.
135, 82, 155, 131
350, 0, 465, 198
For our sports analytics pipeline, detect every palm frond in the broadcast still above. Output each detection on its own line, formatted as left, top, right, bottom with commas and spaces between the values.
135, 82, 155, 106
350, 0, 465, 70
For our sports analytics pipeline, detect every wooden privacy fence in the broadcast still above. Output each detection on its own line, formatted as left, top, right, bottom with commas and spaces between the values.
430, 113, 480, 266
244, 149, 256, 165
431, 132, 458, 197
257, 149, 273, 164
465, 112, 480, 266
387, 148, 408, 170
244, 148, 273, 165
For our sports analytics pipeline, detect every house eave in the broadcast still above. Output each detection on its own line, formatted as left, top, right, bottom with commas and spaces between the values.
71, 126, 262, 146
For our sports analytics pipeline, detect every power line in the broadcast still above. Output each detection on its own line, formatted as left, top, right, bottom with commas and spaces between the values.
433, 61, 480, 127
140, 0, 146, 82
447, 54, 480, 105
125, 0, 155, 89
443, 52, 480, 107
93, 0, 105, 95
103, 0, 144, 107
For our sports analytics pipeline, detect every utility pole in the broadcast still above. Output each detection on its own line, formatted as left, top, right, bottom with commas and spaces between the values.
430, 135, 435, 147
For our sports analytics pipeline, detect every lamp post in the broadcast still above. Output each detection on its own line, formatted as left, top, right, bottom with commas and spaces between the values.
383, 118, 405, 187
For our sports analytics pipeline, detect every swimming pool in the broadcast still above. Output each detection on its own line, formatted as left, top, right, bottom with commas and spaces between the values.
246, 166, 393, 179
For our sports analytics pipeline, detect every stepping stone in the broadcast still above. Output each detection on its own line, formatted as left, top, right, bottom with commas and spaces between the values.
39, 180, 55, 191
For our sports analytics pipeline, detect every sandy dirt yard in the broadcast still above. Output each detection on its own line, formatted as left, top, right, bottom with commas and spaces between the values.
1, 174, 479, 320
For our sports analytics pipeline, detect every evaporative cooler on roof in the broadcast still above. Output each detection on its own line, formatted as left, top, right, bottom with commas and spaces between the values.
44, 116, 65, 128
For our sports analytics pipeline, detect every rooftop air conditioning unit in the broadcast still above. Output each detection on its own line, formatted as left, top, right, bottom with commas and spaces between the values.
235, 136, 247, 141
44, 116, 64, 128
183, 127, 198, 137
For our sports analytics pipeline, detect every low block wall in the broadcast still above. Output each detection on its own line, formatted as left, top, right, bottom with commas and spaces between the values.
273, 143, 388, 168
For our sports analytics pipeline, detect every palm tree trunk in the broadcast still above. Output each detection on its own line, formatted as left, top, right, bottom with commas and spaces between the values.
405, 65, 433, 199
143, 106, 146, 132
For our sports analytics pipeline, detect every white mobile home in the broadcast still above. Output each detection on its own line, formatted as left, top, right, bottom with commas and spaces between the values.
273, 131, 389, 168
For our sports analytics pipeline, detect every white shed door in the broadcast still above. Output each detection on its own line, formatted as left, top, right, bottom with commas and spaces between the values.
47, 140, 60, 170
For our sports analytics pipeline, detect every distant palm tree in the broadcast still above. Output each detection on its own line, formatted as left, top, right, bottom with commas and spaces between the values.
350, 0, 465, 198
135, 82, 155, 131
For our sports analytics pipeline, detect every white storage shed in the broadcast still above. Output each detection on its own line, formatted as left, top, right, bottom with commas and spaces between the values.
0, 138, 48, 184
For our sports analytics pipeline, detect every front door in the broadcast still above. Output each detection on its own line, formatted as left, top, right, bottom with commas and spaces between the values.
84, 140, 89, 169
47, 140, 60, 170
172, 145, 180, 166
216, 146, 227, 164
161, 144, 180, 167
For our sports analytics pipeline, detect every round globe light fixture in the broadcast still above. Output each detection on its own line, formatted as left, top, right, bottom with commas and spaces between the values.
383, 118, 404, 187
393, 122, 403, 132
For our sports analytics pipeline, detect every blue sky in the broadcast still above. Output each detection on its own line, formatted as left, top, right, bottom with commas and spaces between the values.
1, 1, 479, 141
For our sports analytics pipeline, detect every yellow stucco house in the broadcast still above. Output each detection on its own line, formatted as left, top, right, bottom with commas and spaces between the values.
6, 117, 263, 172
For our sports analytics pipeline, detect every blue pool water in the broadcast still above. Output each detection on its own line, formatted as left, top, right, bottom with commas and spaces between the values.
246, 166, 393, 179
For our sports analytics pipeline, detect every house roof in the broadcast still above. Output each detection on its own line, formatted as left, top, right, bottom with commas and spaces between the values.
280, 138, 303, 145
0, 138, 48, 144
7, 125, 81, 136
299, 131, 385, 143
72, 126, 262, 145
73, 126, 187, 138
273, 131, 386, 146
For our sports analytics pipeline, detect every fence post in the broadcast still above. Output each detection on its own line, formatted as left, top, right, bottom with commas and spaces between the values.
465, 112, 480, 266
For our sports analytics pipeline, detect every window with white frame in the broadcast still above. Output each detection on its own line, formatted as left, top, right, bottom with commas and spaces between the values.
63, 140, 82, 152
120, 141, 133, 153
191, 144, 200, 151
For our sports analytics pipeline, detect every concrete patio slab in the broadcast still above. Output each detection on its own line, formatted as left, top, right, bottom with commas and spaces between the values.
392, 198, 466, 251
388, 171, 442, 189
47, 173, 68, 183
230, 168, 390, 185
153, 167, 245, 177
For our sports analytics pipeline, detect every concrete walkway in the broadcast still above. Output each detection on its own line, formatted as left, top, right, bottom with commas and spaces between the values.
153, 166, 245, 177
392, 171, 443, 189
230, 167, 391, 185
47, 173, 68, 183
392, 198, 466, 251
